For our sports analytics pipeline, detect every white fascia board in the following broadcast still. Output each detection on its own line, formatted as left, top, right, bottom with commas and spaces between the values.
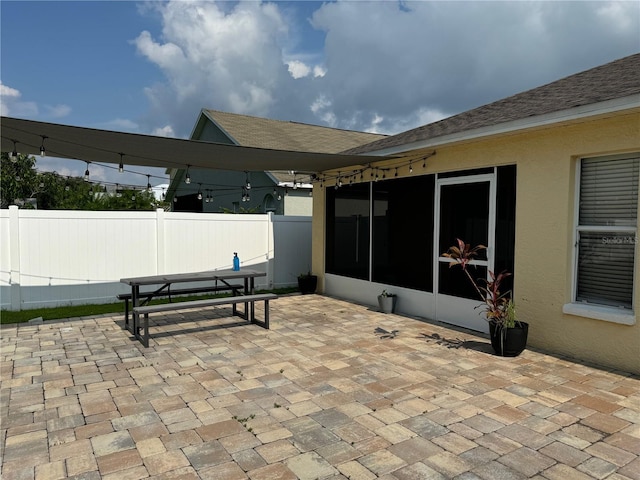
364, 95, 640, 157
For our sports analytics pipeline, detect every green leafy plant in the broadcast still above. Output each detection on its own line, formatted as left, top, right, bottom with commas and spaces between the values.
443, 238, 518, 328
379, 290, 396, 298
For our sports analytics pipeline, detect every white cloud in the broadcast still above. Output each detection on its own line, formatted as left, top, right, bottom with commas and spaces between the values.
1, 82, 38, 117
44, 104, 71, 118
597, 2, 636, 32
152, 125, 175, 137
287, 60, 311, 79
1, 83, 20, 99
134, 1, 639, 137
312, 66, 326, 78
134, 1, 292, 132
1, 82, 72, 119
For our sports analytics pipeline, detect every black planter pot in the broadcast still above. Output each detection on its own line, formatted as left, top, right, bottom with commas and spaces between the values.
489, 321, 529, 357
298, 275, 318, 294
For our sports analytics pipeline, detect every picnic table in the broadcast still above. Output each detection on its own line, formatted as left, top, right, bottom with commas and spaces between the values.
120, 269, 273, 347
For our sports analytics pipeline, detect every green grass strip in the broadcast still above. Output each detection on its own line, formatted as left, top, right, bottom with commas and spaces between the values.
0, 287, 298, 324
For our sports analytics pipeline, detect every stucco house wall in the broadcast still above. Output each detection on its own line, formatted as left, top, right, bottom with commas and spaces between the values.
312, 110, 640, 373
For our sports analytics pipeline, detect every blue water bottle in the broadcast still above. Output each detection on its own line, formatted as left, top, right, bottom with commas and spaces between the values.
233, 252, 240, 271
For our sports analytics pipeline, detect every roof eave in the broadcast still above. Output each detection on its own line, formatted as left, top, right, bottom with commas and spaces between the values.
363, 94, 640, 156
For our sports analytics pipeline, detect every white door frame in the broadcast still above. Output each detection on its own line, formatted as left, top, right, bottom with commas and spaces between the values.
434, 171, 497, 332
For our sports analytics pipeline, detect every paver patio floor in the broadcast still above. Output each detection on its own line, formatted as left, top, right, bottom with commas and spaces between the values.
1, 294, 639, 479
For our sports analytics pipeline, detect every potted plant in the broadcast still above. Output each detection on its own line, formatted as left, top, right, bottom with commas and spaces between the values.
443, 238, 528, 356
377, 290, 397, 314
297, 272, 318, 294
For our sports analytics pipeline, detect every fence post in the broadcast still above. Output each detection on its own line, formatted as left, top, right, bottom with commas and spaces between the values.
8, 205, 21, 311
266, 212, 274, 289
156, 208, 165, 274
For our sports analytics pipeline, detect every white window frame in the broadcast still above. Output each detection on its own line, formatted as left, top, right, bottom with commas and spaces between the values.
563, 153, 638, 325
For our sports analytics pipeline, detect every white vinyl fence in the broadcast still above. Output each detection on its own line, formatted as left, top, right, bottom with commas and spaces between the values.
0, 206, 311, 311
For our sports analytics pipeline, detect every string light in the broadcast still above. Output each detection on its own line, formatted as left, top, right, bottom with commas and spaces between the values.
4, 126, 435, 206
40, 136, 47, 158
197, 183, 203, 200
10, 140, 18, 162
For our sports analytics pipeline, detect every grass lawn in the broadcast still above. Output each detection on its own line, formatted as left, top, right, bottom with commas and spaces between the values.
0, 287, 298, 324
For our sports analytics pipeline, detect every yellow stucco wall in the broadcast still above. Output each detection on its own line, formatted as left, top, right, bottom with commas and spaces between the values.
313, 111, 640, 373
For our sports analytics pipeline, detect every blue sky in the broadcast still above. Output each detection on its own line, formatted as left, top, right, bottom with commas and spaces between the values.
2, 1, 639, 189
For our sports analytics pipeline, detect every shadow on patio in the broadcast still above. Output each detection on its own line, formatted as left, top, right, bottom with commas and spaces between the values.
1, 294, 638, 479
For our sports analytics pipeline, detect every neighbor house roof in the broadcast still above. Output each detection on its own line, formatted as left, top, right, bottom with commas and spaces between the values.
192, 110, 387, 185
202, 109, 386, 154
345, 53, 640, 155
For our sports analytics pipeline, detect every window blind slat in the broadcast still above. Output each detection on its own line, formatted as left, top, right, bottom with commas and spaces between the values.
576, 155, 638, 309
579, 157, 639, 226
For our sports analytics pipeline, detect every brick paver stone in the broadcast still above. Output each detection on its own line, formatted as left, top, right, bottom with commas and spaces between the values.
284, 452, 337, 480
1, 296, 639, 480
90, 431, 135, 457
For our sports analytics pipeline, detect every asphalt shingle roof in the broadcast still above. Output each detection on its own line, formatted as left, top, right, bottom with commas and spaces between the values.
204, 109, 386, 154
344, 53, 640, 155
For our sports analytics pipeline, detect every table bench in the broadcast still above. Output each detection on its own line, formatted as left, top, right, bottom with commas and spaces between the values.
132, 293, 277, 347
117, 284, 243, 328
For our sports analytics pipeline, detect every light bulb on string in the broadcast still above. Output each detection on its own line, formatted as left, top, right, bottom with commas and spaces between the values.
185, 165, 191, 184
84, 162, 90, 182
39, 136, 47, 158
197, 184, 203, 200
146, 175, 152, 192
118, 153, 124, 173
10, 140, 18, 162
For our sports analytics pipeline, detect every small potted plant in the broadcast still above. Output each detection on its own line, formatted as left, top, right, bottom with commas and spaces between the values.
377, 290, 397, 314
297, 271, 318, 294
443, 238, 528, 356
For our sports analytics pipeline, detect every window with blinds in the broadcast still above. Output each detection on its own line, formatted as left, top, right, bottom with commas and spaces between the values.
576, 155, 639, 309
